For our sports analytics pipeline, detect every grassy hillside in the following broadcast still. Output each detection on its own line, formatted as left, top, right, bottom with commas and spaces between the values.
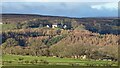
1, 14, 119, 67
2, 14, 120, 34
1, 24, 17, 31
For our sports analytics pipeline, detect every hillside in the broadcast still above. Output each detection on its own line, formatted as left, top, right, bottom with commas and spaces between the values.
0, 14, 119, 62
1, 14, 120, 34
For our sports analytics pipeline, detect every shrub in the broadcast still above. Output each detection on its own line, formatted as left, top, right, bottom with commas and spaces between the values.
18, 57, 24, 61
40, 59, 49, 64
24, 60, 29, 64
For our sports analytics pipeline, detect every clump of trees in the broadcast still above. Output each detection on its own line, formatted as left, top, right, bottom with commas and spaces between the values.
2, 38, 19, 48
49, 30, 119, 61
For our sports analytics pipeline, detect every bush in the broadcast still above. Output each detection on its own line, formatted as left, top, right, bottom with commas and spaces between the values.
40, 59, 49, 64
24, 60, 29, 64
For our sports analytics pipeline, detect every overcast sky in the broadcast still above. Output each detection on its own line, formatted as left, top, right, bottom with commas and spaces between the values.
1, 2, 118, 18
1, 0, 119, 2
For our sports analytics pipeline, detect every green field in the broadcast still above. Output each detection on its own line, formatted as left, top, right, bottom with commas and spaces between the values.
0, 24, 17, 31
2, 65, 119, 68
2, 55, 118, 67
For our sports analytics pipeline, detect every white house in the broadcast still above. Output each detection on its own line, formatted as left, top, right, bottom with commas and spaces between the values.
52, 24, 58, 28
46, 25, 50, 28
63, 25, 67, 29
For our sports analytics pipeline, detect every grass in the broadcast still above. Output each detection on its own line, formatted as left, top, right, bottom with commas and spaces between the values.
2, 54, 118, 66
3, 54, 88, 63
0, 24, 17, 31
2, 65, 119, 68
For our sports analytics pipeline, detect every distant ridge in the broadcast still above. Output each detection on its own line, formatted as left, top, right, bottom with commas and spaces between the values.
1, 13, 118, 19
1, 13, 79, 19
